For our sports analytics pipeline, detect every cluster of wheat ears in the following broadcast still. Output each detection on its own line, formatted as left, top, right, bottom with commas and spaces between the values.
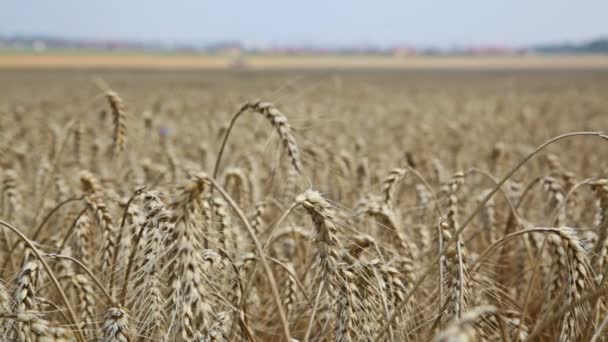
1, 79, 608, 342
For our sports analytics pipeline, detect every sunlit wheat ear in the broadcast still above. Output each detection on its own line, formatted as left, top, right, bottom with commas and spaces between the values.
212, 196, 233, 253
135, 274, 166, 341
295, 190, 340, 283
13, 259, 39, 313
196, 195, 212, 249
381, 167, 408, 206
85, 195, 117, 276
167, 172, 212, 338
415, 183, 431, 222
105, 90, 127, 157
294, 190, 347, 341
127, 193, 171, 340
359, 260, 387, 338
2, 169, 22, 224
79, 169, 103, 195
11, 259, 39, 339
0, 281, 10, 315
250, 201, 266, 237
120, 198, 143, 259
202, 311, 230, 341
171, 172, 210, 209
223, 167, 251, 209
4, 313, 73, 341
590, 179, 608, 272
544, 227, 592, 341
378, 259, 417, 338
505, 179, 524, 204
73, 213, 93, 269
440, 220, 470, 323
443, 171, 465, 228
0, 146, 8, 169
102, 307, 130, 342
335, 268, 359, 342
502, 311, 530, 341
282, 259, 298, 320
433, 306, 497, 342
344, 234, 374, 260
132, 192, 171, 284
284, 163, 299, 204
542, 176, 566, 226
72, 273, 97, 339
277, 235, 297, 276
249, 101, 303, 174
366, 200, 417, 259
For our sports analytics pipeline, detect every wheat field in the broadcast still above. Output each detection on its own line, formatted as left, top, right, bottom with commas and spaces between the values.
2, 54, 608, 70
1, 69, 608, 341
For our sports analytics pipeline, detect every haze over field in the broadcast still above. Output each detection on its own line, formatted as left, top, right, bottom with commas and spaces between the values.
2, 0, 607, 49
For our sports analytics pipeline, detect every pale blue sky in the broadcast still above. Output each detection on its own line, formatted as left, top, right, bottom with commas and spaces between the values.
2, 1, 607, 47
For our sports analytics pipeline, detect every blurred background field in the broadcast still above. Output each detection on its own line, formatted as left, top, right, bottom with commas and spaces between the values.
1, 53, 608, 70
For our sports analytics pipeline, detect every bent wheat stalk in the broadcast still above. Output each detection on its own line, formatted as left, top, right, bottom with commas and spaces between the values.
0, 220, 86, 342
213, 100, 302, 180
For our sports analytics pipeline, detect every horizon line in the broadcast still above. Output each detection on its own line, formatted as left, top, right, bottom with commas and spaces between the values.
1, 33, 607, 51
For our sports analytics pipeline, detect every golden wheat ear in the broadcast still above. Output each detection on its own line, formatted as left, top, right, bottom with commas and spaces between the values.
105, 90, 127, 158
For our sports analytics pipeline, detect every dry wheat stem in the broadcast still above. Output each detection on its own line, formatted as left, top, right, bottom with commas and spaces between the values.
590, 312, 608, 342
374, 131, 608, 341
0, 220, 86, 342
1, 196, 84, 275
208, 178, 292, 341
45, 253, 116, 307
110, 188, 144, 300
528, 286, 607, 340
